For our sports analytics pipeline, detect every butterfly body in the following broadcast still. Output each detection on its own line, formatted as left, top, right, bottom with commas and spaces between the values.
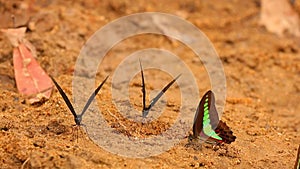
74, 115, 82, 126
191, 90, 236, 144
51, 76, 109, 127
142, 108, 150, 118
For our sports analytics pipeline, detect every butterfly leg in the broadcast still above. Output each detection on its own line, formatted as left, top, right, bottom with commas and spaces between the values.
80, 123, 91, 140
186, 135, 203, 151
70, 125, 80, 143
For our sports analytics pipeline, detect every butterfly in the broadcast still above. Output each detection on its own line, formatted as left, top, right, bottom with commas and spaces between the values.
50, 76, 109, 126
139, 60, 181, 118
295, 145, 300, 169
190, 90, 236, 144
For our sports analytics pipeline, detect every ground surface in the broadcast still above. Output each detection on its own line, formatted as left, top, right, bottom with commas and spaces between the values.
0, 0, 299, 168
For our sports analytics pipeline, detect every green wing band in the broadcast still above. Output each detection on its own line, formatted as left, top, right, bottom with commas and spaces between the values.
202, 95, 222, 141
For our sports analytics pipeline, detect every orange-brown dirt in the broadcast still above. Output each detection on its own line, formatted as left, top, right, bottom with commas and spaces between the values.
0, 0, 299, 168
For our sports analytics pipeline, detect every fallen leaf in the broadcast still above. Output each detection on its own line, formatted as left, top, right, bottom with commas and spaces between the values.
1, 27, 53, 104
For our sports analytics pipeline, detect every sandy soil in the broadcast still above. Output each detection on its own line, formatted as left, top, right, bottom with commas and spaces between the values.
0, 0, 299, 168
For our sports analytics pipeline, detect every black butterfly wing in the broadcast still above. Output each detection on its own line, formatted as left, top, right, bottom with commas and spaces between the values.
193, 90, 213, 138
209, 92, 236, 143
139, 60, 146, 111
214, 120, 236, 144
147, 74, 181, 111
50, 76, 77, 118
79, 76, 109, 117
208, 91, 221, 129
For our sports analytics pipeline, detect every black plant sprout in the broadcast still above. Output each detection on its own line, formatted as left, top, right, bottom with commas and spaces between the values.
139, 60, 181, 118
50, 76, 109, 127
